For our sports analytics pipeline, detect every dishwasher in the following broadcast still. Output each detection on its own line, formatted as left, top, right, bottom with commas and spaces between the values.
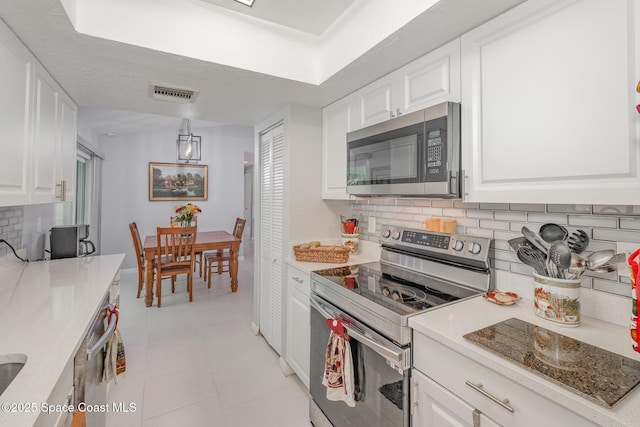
73, 293, 118, 427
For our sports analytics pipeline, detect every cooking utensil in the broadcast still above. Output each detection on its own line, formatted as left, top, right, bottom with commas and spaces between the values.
508, 237, 534, 252
517, 246, 547, 275
567, 253, 587, 279
548, 241, 572, 279
586, 249, 616, 270
539, 223, 568, 244
599, 253, 627, 269
521, 226, 549, 254
567, 229, 589, 253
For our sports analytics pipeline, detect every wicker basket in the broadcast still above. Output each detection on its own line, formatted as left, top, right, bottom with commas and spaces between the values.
292, 245, 350, 263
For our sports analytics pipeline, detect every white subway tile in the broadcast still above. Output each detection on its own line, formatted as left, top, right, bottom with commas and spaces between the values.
509, 203, 545, 212
593, 205, 640, 215
442, 208, 466, 217
466, 210, 493, 219
453, 201, 479, 209
479, 220, 510, 231
568, 215, 617, 228
593, 228, 640, 243
620, 217, 640, 230
548, 204, 592, 214
494, 211, 527, 222
431, 200, 454, 208
526, 212, 568, 224
593, 278, 631, 297
421, 207, 443, 216
478, 203, 508, 210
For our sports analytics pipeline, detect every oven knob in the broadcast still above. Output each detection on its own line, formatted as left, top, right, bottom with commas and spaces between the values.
452, 240, 464, 251
382, 229, 391, 238
469, 242, 482, 254
391, 230, 401, 240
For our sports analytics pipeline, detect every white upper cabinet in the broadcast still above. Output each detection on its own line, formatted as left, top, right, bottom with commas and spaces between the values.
397, 39, 461, 114
59, 92, 77, 202
0, 20, 34, 206
354, 39, 461, 129
322, 94, 357, 199
0, 18, 77, 207
322, 39, 461, 199
461, 0, 640, 204
31, 64, 60, 204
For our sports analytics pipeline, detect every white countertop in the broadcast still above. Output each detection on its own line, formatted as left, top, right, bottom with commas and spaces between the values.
409, 293, 640, 427
0, 254, 124, 426
285, 239, 380, 274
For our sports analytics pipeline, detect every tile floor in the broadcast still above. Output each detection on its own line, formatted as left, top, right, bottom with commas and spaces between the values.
106, 241, 311, 426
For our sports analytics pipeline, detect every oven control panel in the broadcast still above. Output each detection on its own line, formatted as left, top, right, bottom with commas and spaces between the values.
380, 226, 491, 261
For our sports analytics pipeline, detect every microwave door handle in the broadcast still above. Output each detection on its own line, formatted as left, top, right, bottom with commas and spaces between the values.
449, 170, 459, 197
310, 297, 407, 369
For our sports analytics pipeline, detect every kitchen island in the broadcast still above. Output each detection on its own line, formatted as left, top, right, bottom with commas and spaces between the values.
409, 289, 640, 426
0, 254, 124, 426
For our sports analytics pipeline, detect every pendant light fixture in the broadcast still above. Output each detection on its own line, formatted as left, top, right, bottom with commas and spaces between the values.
177, 117, 201, 163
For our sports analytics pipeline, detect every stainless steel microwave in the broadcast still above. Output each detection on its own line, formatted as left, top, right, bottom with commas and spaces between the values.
346, 102, 461, 197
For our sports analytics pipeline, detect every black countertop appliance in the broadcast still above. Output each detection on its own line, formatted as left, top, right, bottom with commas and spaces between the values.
50, 224, 96, 259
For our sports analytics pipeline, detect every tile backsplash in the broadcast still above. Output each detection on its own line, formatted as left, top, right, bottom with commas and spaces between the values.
351, 199, 640, 299
0, 206, 23, 256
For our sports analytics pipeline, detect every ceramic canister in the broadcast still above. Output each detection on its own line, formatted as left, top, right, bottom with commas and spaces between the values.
533, 274, 581, 327
341, 234, 359, 254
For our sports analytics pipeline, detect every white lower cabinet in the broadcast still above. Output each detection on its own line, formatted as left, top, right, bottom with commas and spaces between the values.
285, 264, 310, 388
412, 369, 500, 427
412, 333, 598, 427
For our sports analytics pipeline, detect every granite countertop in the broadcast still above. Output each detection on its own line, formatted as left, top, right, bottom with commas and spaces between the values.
409, 292, 640, 427
0, 254, 124, 426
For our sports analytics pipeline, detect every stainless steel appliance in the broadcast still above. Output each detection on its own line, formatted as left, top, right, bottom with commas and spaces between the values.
73, 293, 118, 427
50, 225, 96, 259
309, 227, 493, 427
346, 102, 461, 197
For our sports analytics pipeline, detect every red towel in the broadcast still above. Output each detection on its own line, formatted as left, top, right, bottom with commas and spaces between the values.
322, 331, 355, 407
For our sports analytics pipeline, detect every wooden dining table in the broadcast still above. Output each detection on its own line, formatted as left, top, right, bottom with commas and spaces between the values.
142, 230, 241, 307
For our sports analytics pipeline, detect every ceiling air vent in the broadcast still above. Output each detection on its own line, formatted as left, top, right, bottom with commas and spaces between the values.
150, 84, 199, 103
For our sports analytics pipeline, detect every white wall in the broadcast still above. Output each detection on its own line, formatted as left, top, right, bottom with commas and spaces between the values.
99, 124, 254, 269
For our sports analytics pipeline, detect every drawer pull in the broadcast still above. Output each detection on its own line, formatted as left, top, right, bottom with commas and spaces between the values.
465, 381, 515, 413
292, 276, 304, 284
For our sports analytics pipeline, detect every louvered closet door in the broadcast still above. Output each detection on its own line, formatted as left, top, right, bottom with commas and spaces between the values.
259, 123, 284, 354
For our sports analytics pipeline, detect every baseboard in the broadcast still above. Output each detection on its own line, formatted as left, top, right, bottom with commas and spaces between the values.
279, 356, 295, 377
251, 321, 260, 336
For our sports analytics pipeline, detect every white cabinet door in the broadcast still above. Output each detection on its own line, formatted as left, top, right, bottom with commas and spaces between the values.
285, 265, 310, 388
398, 38, 461, 114
58, 93, 77, 203
322, 95, 356, 199
31, 63, 60, 204
412, 369, 501, 427
259, 124, 284, 354
461, 0, 640, 204
0, 21, 34, 207
355, 74, 398, 129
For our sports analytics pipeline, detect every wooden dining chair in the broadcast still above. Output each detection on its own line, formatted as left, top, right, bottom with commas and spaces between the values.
128, 222, 146, 298
203, 218, 246, 288
155, 226, 197, 307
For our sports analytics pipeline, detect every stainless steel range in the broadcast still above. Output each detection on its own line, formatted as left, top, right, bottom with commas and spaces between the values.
309, 227, 493, 427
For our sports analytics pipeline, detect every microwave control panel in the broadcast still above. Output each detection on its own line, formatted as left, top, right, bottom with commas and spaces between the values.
424, 119, 447, 181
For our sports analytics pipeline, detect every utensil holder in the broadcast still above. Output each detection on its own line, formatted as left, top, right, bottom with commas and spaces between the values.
341, 234, 359, 254
533, 274, 581, 327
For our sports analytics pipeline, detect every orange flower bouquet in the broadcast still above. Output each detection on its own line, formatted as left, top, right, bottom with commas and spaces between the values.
170, 203, 201, 227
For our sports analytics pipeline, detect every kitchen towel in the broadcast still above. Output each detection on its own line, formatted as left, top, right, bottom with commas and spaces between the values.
323, 330, 356, 407
103, 327, 126, 384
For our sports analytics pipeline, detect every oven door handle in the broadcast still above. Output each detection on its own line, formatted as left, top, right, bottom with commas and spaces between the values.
310, 296, 409, 370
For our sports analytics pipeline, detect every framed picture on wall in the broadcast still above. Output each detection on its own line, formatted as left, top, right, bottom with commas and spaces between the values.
149, 162, 208, 201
